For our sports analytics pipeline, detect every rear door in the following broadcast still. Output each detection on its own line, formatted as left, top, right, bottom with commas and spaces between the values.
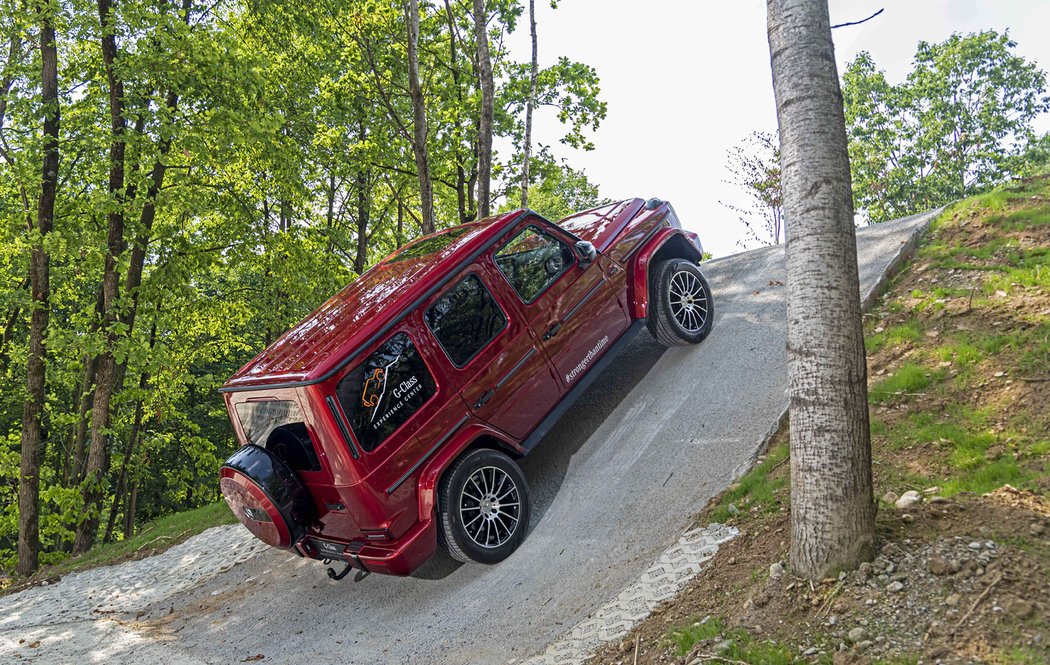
422, 260, 562, 440
492, 219, 630, 389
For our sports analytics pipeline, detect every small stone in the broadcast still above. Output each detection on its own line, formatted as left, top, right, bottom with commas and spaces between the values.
848, 627, 867, 643
945, 594, 960, 607
886, 581, 905, 593
1003, 596, 1035, 619
902, 514, 915, 523
857, 562, 873, 579
713, 639, 734, 654
881, 491, 899, 505
770, 562, 785, 579
930, 496, 949, 504
803, 646, 819, 656
874, 326, 884, 333
858, 640, 873, 650
1031, 522, 1046, 536
728, 556, 736, 565
895, 491, 921, 509
727, 503, 740, 516
968, 541, 982, 550
993, 371, 1005, 377
927, 556, 950, 576
923, 486, 940, 495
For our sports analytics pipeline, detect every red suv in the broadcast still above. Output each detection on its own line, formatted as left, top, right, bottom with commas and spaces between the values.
219, 198, 712, 578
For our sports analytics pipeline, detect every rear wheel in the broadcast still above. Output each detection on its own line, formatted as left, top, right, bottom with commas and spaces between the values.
438, 448, 531, 564
647, 258, 714, 346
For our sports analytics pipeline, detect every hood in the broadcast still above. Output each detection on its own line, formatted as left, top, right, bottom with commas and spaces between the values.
556, 198, 646, 252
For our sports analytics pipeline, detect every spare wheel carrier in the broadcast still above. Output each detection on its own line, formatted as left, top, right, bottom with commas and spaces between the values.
220, 444, 316, 549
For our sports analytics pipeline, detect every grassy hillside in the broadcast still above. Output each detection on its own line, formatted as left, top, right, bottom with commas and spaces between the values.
593, 175, 1050, 665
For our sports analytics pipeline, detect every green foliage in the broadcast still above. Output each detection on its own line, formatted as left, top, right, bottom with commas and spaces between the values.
667, 616, 796, 663
707, 441, 788, 524
843, 31, 1050, 222
0, 0, 606, 573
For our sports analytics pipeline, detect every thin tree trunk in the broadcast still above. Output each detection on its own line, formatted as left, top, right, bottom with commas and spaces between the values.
767, 0, 875, 579
17, 6, 60, 576
396, 199, 404, 248
473, 0, 493, 218
0, 277, 27, 377
75, 0, 127, 554
521, 0, 537, 208
123, 481, 137, 539
355, 118, 370, 274
406, 0, 435, 234
66, 351, 98, 484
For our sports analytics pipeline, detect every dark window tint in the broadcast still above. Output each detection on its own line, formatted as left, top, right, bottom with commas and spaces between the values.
426, 274, 507, 367
335, 333, 436, 452
494, 226, 574, 303
234, 401, 320, 472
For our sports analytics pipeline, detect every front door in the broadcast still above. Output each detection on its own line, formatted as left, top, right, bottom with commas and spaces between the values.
492, 220, 630, 390
422, 262, 561, 440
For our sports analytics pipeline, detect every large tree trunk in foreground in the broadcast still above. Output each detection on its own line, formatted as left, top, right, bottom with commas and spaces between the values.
405, 0, 435, 234
473, 0, 493, 218
17, 8, 60, 576
766, 0, 875, 578
521, 0, 537, 208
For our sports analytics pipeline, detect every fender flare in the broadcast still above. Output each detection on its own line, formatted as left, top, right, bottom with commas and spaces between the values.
415, 421, 523, 520
627, 228, 704, 320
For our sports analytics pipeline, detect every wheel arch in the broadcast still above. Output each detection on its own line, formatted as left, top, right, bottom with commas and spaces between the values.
628, 229, 704, 320
416, 425, 523, 521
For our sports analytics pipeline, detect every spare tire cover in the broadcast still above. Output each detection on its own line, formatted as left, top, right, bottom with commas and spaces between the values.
220, 444, 315, 549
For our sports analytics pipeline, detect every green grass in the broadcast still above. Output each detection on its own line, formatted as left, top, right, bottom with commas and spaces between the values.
867, 320, 922, 354
30, 502, 236, 581
869, 363, 945, 404
667, 617, 796, 663
707, 442, 788, 523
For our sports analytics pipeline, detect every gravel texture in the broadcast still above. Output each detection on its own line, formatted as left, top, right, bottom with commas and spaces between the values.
0, 211, 937, 665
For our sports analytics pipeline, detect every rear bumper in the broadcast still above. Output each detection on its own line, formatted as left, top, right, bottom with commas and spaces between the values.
297, 517, 438, 577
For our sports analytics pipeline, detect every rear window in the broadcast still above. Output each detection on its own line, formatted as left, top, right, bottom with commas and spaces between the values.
234, 400, 320, 471
335, 332, 436, 452
425, 274, 506, 367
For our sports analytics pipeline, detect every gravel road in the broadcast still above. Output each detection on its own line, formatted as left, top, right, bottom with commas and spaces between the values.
0, 211, 937, 665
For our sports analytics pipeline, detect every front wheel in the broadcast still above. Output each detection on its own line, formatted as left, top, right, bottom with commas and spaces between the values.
648, 258, 714, 346
438, 448, 531, 564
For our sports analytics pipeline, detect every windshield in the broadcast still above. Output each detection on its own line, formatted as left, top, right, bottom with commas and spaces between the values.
387, 226, 475, 263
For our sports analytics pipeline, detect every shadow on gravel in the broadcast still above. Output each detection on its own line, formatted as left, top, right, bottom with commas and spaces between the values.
521, 331, 669, 525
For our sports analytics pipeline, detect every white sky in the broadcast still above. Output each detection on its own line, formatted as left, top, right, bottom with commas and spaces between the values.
503, 0, 1050, 257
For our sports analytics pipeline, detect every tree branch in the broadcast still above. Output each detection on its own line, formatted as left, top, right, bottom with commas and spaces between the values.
831, 8, 884, 29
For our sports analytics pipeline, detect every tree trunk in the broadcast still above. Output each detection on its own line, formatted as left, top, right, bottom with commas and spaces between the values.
521, 0, 537, 208
65, 350, 98, 485
405, 0, 435, 234
767, 0, 875, 579
396, 199, 404, 248
355, 119, 370, 274
17, 6, 60, 577
473, 0, 493, 218
75, 0, 127, 554
123, 481, 137, 540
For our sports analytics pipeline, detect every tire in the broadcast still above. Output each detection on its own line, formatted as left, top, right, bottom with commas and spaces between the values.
438, 448, 531, 565
647, 258, 714, 346
220, 445, 315, 549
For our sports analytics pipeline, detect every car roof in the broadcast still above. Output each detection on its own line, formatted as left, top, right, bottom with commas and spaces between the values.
222, 210, 525, 392
222, 199, 644, 393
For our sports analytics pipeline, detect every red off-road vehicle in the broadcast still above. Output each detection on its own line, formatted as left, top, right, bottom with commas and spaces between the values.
219, 198, 712, 579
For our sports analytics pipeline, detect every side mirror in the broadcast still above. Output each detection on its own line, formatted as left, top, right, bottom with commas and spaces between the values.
574, 240, 597, 265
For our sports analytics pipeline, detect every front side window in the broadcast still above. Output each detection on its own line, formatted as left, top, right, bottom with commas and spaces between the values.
494, 226, 574, 303
335, 332, 436, 452
425, 274, 507, 367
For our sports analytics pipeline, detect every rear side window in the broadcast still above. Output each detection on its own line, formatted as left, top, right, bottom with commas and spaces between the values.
335, 332, 436, 452
425, 274, 507, 367
494, 226, 574, 303
234, 401, 320, 472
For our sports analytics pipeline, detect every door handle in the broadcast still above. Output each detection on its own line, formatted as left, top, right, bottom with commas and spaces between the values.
543, 322, 562, 341
473, 389, 495, 409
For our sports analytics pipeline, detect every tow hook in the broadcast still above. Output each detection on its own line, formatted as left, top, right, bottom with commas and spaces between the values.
327, 563, 354, 580
326, 562, 371, 582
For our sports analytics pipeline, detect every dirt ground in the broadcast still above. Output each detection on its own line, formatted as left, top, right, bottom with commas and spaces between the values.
591, 179, 1050, 665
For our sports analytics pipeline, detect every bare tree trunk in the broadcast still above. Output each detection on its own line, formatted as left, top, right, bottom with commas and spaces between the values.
355, 119, 371, 274
18, 7, 60, 576
396, 199, 404, 248
473, 0, 493, 218
767, 0, 875, 579
521, 0, 537, 208
65, 351, 98, 484
75, 0, 127, 554
405, 0, 435, 234
123, 481, 137, 540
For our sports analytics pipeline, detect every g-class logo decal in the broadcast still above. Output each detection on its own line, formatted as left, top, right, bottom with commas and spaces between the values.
361, 355, 402, 421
